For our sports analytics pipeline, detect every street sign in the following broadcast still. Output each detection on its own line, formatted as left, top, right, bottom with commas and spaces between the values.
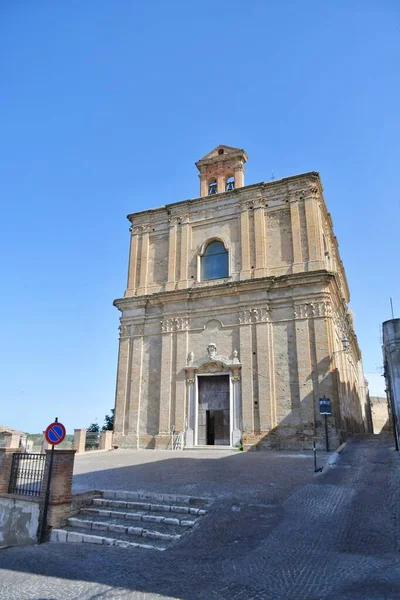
319, 397, 332, 415
40, 417, 66, 544
45, 421, 66, 446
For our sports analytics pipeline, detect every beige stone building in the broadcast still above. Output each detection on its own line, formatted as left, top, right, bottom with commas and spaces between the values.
113, 145, 368, 450
369, 396, 390, 434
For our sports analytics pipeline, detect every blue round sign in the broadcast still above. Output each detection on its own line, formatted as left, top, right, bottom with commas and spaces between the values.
45, 422, 66, 445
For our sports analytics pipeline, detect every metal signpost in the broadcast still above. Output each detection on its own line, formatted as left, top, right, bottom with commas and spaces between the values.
319, 397, 332, 452
39, 418, 66, 543
313, 441, 323, 473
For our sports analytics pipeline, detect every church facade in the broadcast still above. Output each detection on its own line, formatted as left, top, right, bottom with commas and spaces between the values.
113, 145, 368, 450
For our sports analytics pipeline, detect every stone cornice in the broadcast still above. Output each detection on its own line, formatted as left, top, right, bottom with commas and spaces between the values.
113, 270, 335, 311
126, 171, 322, 223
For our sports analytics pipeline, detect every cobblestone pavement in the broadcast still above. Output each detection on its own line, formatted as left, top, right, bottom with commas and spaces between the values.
1, 434, 399, 600
72, 447, 330, 500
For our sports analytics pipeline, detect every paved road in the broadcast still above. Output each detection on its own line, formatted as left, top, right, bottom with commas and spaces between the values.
0, 435, 399, 600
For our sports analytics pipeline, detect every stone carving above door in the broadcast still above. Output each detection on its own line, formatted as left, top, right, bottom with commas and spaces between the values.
207, 343, 217, 359
198, 361, 228, 374
185, 343, 241, 372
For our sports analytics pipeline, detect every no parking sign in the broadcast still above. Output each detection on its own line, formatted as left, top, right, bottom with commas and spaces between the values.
40, 418, 67, 544
45, 421, 66, 445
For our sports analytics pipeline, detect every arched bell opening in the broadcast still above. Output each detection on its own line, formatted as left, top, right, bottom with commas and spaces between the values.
225, 175, 235, 192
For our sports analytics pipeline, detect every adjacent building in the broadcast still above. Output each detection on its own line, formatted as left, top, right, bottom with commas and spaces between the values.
113, 145, 368, 450
383, 318, 400, 449
369, 396, 391, 434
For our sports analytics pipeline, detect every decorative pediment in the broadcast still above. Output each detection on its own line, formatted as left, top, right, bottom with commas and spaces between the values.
197, 145, 245, 161
197, 361, 230, 374
185, 345, 241, 372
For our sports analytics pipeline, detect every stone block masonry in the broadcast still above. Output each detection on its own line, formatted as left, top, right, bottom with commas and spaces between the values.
113, 145, 369, 451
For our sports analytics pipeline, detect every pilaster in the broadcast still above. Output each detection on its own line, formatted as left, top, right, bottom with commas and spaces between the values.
128, 331, 144, 443
174, 328, 188, 431
234, 164, 244, 188
231, 367, 242, 446
240, 207, 251, 280
166, 223, 177, 291
185, 369, 195, 447
267, 321, 277, 428
217, 173, 225, 194
137, 231, 149, 295
308, 308, 335, 429
253, 198, 267, 278
255, 320, 271, 430
199, 174, 208, 197
177, 218, 190, 289
114, 331, 131, 435
159, 327, 173, 434
290, 199, 303, 273
126, 231, 139, 294
239, 323, 253, 431
294, 315, 315, 429
304, 192, 324, 271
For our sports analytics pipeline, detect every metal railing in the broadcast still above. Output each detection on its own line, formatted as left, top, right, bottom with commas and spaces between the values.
8, 453, 46, 497
85, 431, 100, 451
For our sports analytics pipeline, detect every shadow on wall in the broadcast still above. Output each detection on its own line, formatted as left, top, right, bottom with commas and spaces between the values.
242, 355, 370, 452
133, 349, 371, 451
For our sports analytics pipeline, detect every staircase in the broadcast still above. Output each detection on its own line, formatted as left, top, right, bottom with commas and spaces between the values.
50, 490, 211, 551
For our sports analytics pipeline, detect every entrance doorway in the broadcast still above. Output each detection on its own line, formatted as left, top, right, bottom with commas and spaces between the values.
198, 375, 230, 445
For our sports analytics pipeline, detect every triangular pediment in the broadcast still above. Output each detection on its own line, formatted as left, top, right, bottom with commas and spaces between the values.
199, 144, 245, 161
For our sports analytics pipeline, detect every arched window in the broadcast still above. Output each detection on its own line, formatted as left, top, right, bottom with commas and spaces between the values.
225, 176, 235, 192
201, 241, 229, 280
208, 179, 217, 195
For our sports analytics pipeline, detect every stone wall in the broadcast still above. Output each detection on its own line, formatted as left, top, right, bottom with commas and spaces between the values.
123, 173, 349, 300
370, 396, 390, 434
0, 496, 40, 546
383, 319, 400, 447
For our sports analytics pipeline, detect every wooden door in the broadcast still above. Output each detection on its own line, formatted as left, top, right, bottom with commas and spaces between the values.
198, 376, 230, 445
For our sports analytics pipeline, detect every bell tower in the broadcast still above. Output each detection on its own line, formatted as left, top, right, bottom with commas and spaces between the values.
195, 145, 248, 198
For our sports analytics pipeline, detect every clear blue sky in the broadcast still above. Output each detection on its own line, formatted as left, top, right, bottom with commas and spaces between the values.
1, 1, 399, 433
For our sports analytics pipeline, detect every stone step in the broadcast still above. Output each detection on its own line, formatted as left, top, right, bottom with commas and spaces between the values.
184, 445, 236, 451
102, 490, 211, 506
66, 516, 182, 541
50, 527, 168, 551
92, 497, 207, 516
81, 507, 198, 528
50, 490, 212, 551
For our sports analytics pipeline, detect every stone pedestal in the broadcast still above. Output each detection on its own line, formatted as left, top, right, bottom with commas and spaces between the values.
40, 449, 76, 535
73, 429, 86, 454
42, 431, 51, 451
2, 432, 21, 448
99, 430, 113, 451
0, 448, 22, 494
